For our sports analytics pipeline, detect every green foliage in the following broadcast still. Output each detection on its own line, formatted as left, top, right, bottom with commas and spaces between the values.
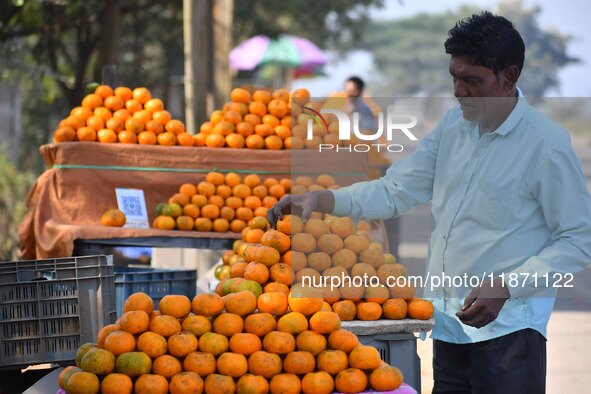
233, 0, 384, 47
0, 151, 33, 261
361, 3, 578, 96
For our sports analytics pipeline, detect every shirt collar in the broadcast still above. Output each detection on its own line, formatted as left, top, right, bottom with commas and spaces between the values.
490, 87, 527, 136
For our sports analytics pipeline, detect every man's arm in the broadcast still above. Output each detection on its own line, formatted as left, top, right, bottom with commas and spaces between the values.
506, 146, 591, 298
456, 145, 591, 328
268, 112, 448, 224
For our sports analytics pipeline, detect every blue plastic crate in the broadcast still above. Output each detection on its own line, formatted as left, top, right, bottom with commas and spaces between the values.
114, 267, 197, 315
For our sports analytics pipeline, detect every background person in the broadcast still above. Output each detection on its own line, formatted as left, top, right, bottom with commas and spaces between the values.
269, 12, 591, 393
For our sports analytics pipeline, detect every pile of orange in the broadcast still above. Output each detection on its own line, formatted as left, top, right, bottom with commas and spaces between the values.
61, 291, 405, 394
152, 172, 291, 233
213, 172, 435, 322
53, 85, 192, 146
195, 87, 330, 150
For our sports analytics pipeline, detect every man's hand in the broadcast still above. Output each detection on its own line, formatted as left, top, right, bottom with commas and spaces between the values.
455, 277, 510, 329
267, 190, 335, 227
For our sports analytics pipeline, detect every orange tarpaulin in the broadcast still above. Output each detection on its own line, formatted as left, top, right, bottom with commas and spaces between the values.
19, 143, 368, 259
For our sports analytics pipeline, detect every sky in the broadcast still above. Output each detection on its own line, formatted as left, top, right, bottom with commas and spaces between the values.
293, 0, 591, 97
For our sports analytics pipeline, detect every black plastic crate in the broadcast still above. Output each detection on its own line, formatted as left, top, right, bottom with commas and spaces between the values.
0, 255, 116, 369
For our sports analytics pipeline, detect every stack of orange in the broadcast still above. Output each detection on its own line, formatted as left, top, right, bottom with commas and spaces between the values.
152, 172, 291, 233
61, 290, 406, 394
53, 85, 193, 146
195, 87, 315, 150
212, 172, 434, 323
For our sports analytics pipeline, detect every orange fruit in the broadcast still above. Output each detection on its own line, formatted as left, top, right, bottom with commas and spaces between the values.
301, 371, 334, 394
191, 293, 225, 317
153, 110, 172, 125
204, 374, 236, 394
101, 373, 132, 394
113, 109, 131, 123
224, 110, 242, 125
119, 310, 150, 334
157, 131, 177, 146
71, 106, 93, 121
217, 352, 248, 378
76, 127, 96, 142
101, 208, 126, 227
382, 298, 408, 320
284, 351, 316, 375
262, 331, 295, 355
133, 109, 152, 123
65, 371, 100, 394
268, 99, 288, 117
114, 87, 133, 101
328, 330, 359, 354
159, 295, 191, 318
277, 312, 308, 335
349, 346, 381, 370
272, 89, 290, 102
86, 115, 105, 131
244, 113, 261, 126
104, 96, 124, 111
244, 313, 276, 337
125, 117, 144, 133
184, 352, 216, 377
177, 132, 195, 147
248, 351, 282, 379
104, 330, 136, 356
169, 372, 204, 394
168, 331, 199, 358
246, 134, 264, 149
370, 366, 403, 391
198, 332, 229, 356
106, 117, 124, 132
125, 99, 142, 114
118, 130, 138, 144
335, 369, 367, 393
253, 90, 272, 104
213, 218, 230, 232
249, 101, 267, 118
217, 184, 232, 199
138, 131, 157, 145
124, 292, 154, 314
166, 119, 185, 135
274, 125, 291, 140
257, 292, 288, 316
407, 299, 434, 320
97, 324, 120, 348
317, 350, 348, 376
136, 331, 168, 359
226, 133, 245, 148
194, 133, 207, 146
132, 87, 151, 104
231, 88, 251, 103
236, 122, 254, 136
144, 98, 164, 113
270, 374, 301, 394
62, 115, 85, 130
224, 290, 257, 317
97, 128, 117, 143
82, 93, 103, 110
255, 123, 274, 138
206, 133, 225, 147
229, 333, 262, 356
150, 315, 182, 337
135, 374, 168, 394
265, 135, 283, 150
296, 330, 327, 356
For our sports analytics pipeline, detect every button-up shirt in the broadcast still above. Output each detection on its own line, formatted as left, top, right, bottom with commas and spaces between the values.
331, 92, 591, 343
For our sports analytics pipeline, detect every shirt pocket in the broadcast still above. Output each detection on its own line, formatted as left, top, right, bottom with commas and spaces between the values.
471, 180, 522, 229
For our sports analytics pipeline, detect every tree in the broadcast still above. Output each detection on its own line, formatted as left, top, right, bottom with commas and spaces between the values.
360, 1, 579, 96
233, 0, 384, 48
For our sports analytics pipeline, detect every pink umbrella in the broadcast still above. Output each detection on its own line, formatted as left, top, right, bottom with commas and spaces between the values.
229, 35, 327, 71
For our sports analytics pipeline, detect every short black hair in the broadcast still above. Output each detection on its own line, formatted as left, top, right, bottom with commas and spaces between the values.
346, 76, 365, 93
444, 11, 525, 78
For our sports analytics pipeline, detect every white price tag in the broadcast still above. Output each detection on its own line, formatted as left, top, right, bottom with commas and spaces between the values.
115, 188, 150, 229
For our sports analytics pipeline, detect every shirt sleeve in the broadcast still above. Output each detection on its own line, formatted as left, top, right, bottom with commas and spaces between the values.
507, 146, 591, 297
331, 113, 446, 220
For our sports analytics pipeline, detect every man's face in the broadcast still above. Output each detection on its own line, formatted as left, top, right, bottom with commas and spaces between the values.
449, 55, 510, 122
345, 81, 360, 98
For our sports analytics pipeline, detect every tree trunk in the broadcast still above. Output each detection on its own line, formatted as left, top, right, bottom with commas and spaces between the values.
94, 0, 121, 85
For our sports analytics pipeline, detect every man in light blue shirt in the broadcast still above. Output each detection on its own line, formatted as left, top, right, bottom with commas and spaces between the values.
270, 11, 591, 393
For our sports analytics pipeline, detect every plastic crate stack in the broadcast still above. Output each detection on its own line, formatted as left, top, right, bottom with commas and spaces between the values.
0, 255, 116, 369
